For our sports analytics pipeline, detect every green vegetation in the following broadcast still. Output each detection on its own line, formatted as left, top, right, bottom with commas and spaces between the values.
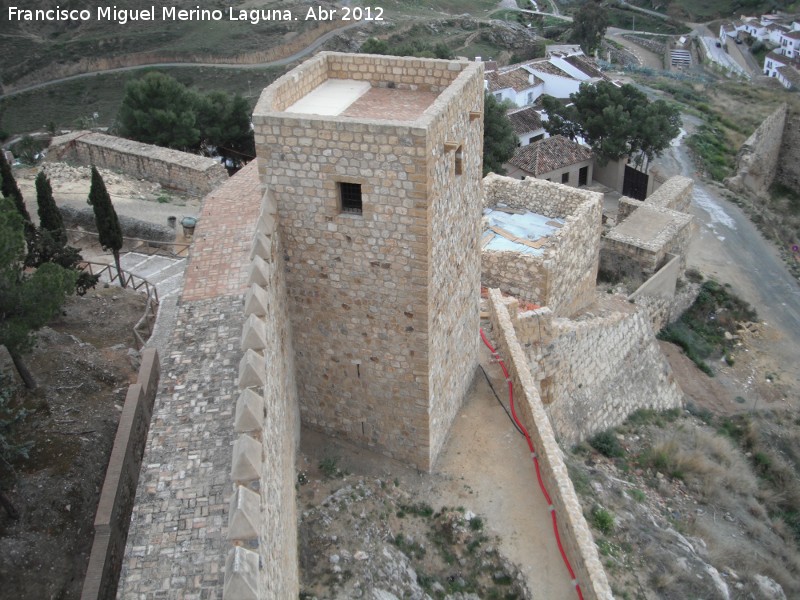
318, 456, 345, 479
589, 429, 625, 458
591, 505, 615, 535
658, 280, 757, 375
543, 80, 681, 169
87, 167, 125, 287
570, 0, 609, 54
686, 123, 734, 181
360, 37, 453, 59
0, 198, 78, 389
604, 6, 689, 35
483, 93, 517, 175
117, 72, 255, 160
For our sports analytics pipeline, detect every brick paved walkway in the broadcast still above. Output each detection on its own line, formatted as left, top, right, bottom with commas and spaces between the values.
118, 163, 263, 599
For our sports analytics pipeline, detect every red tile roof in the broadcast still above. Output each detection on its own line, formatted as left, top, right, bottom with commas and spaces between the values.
507, 106, 543, 135
507, 135, 592, 176
485, 67, 541, 92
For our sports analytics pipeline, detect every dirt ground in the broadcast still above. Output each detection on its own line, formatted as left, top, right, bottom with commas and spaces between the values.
0, 287, 146, 600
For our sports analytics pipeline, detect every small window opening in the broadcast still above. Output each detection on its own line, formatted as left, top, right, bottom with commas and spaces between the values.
561, 172, 570, 184
454, 146, 463, 176
339, 182, 362, 214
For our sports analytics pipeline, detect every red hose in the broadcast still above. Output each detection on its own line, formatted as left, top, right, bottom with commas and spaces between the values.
480, 327, 584, 600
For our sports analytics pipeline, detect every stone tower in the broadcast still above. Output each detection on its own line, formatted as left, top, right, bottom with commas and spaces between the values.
253, 52, 484, 470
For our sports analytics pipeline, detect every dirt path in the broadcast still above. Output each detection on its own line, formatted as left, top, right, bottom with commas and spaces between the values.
299, 342, 576, 599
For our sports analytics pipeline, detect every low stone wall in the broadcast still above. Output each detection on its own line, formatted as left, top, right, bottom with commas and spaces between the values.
81, 349, 160, 600
513, 293, 684, 446
603, 176, 695, 280
725, 104, 787, 198
60, 205, 175, 242
487, 289, 613, 600
47, 131, 228, 197
482, 175, 602, 316
617, 175, 693, 222
223, 188, 300, 599
628, 254, 681, 331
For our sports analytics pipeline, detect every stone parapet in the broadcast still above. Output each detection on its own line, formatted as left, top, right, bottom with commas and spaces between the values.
47, 131, 228, 196
486, 289, 613, 600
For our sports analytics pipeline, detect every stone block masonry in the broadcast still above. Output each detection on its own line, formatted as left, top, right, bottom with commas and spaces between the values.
511, 293, 684, 446
486, 289, 613, 600
481, 175, 603, 317
47, 131, 228, 197
118, 162, 300, 599
725, 104, 787, 198
253, 52, 484, 470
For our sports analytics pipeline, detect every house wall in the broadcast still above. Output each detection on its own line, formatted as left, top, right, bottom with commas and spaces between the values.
725, 103, 787, 197
482, 175, 602, 316
47, 131, 228, 196
530, 71, 582, 98
592, 159, 626, 193
253, 52, 482, 470
537, 159, 593, 188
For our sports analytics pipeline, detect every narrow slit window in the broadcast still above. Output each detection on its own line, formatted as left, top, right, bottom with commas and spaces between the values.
339, 182, 363, 214
454, 146, 463, 176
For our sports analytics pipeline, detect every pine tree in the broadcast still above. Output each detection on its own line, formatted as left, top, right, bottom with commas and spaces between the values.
483, 93, 518, 176
87, 167, 125, 287
0, 198, 78, 389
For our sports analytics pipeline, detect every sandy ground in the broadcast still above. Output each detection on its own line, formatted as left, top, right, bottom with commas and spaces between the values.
13, 163, 201, 230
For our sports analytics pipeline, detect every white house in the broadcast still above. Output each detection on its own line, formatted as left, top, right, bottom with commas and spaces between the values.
485, 67, 544, 106
507, 106, 548, 147
779, 30, 800, 58
763, 51, 800, 89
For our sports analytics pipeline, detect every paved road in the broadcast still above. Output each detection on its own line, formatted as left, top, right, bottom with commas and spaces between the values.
0, 22, 363, 99
656, 130, 800, 383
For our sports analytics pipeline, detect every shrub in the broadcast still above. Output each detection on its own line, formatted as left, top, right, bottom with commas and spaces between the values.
591, 505, 615, 534
589, 430, 625, 458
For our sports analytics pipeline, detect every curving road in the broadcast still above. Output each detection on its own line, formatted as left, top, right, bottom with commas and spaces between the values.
656, 125, 800, 385
0, 22, 363, 100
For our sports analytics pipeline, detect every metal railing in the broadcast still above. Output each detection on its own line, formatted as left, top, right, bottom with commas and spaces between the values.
79, 261, 160, 350
68, 229, 191, 258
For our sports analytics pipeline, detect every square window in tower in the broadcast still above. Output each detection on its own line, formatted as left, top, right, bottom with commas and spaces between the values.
339, 182, 363, 214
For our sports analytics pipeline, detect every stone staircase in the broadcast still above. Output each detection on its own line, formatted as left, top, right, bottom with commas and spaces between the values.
97, 251, 187, 353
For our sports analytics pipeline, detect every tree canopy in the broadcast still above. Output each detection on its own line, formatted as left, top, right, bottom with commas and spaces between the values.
570, 1, 609, 55
116, 72, 254, 161
542, 81, 681, 170
359, 37, 453, 59
0, 197, 78, 388
483, 93, 518, 176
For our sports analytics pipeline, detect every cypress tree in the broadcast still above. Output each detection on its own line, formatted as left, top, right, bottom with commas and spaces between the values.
0, 150, 36, 263
87, 166, 125, 287
35, 171, 66, 246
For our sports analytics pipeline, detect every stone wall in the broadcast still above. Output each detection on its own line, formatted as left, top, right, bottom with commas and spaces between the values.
628, 254, 681, 331
486, 289, 613, 600
777, 108, 800, 192
617, 175, 693, 222
426, 64, 484, 465
47, 131, 228, 197
81, 349, 159, 600
224, 191, 300, 600
725, 104, 787, 198
253, 52, 483, 470
513, 294, 684, 446
482, 175, 602, 316
602, 176, 695, 280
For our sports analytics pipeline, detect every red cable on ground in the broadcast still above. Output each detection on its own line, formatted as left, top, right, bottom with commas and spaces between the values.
479, 327, 585, 600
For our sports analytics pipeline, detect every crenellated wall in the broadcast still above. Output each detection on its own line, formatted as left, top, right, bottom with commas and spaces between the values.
47, 131, 228, 196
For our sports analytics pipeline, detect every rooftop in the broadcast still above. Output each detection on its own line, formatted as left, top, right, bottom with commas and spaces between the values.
507, 135, 592, 176
486, 67, 541, 92
285, 78, 439, 120
507, 106, 544, 135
